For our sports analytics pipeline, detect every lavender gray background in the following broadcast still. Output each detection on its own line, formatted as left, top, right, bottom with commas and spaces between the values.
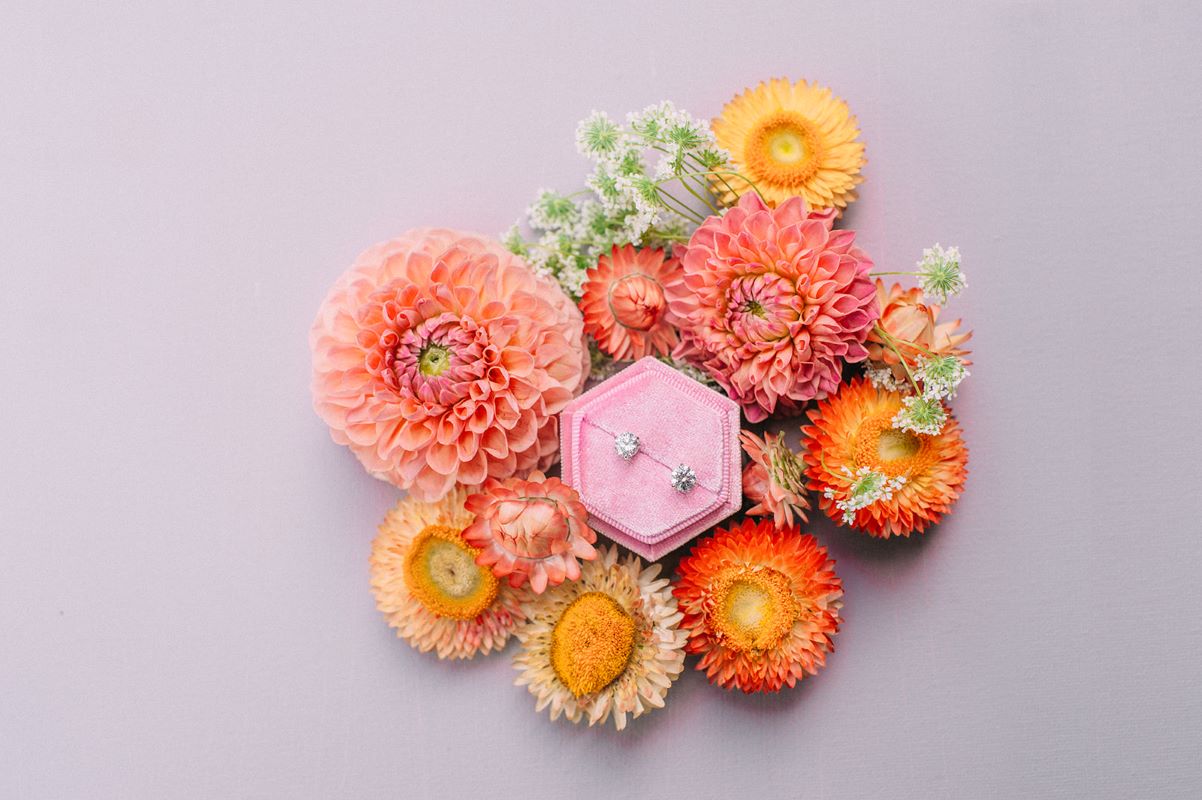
3, 2, 1200, 798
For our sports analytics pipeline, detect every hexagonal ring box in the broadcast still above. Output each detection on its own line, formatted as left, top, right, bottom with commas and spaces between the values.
559, 357, 742, 561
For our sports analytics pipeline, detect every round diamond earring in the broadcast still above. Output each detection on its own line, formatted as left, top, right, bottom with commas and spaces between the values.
670, 464, 697, 493
614, 431, 640, 461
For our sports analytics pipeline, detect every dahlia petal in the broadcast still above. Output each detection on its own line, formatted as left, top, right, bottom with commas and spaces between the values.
425, 442, 460, 476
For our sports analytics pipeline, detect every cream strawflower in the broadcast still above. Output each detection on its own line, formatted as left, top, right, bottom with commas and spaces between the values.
512, 545, 687, 730
369, 486, 530, 659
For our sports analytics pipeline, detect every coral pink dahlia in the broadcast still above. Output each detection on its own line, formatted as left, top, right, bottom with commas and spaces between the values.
669, 193, 878, 422
310, 229, 589, 500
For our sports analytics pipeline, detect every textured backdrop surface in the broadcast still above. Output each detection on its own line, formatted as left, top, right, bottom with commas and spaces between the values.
2, 2, 1201, 798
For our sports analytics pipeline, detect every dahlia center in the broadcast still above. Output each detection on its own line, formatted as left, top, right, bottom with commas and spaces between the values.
403, 524, 497, 620
727, 274, 798, 342
712, 568, 797, 652
418, 343, 451, 377
608, 273, 665, 331
550, 592, 635, 697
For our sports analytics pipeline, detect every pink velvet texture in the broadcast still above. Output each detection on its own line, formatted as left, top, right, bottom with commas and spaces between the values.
560, 358, 741, 560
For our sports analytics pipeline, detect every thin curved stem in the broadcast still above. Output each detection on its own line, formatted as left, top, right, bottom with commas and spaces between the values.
655, 189, 706, 224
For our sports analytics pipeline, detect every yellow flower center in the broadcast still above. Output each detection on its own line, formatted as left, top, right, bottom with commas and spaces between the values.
550, 592, 636, 697
768, 128, 807, 164
710, 567, 797, 652
418, 344, 451, 377
403, 524, 497, 620
855, 413, 936, 478
746, 112, 820, 188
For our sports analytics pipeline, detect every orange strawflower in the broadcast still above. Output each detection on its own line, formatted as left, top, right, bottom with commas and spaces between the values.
579, 244, 684, 361
802, 378, 968, 537
865, 280, 971, 384
463, 471, 596, 593
674, 519, 843, 693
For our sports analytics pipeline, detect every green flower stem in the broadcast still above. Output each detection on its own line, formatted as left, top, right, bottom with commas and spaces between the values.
873, 324, 936, 358
640, 140, 762, 203
655, 189, 707, 224
888, 342, 922, 393
869, 270, 921, 277
692, 159, 739, 200
871, 325, 928, 393
676, 175, 721, 214
679, 169, 767, 203
645, 144, 721, 214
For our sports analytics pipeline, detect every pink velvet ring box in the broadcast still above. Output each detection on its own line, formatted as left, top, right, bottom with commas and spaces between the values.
559, 357, 742, 561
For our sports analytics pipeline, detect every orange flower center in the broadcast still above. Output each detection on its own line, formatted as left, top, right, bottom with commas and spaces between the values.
745, 112, 820, 188
855, 413, 936, 478
551, 592, 635, 697
403, 524, 497, 620
710, 566, 798, 652
608, 273, 665, 331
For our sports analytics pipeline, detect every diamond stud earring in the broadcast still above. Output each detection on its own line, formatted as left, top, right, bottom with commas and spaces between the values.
614, 431, 641, 461
670, 464, 697, 493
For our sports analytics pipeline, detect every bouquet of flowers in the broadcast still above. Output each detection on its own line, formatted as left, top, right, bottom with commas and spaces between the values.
311, 77, 971, 729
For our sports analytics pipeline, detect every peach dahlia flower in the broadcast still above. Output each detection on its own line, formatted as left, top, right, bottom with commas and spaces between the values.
310, 229, 589, 501
579, 244, 684, 361
670, 192, 879, 422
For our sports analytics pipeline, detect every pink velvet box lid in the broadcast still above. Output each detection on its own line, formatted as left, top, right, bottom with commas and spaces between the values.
559, 357, 742, 561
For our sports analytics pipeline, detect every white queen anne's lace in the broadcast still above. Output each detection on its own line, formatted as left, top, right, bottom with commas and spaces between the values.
824, 466, 908, 525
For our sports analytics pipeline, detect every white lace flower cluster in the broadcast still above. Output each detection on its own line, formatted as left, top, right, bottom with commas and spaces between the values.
504, 102, 731, 301
915, 354, 969, 400
865, 242, 971, 435
825, 466, 907, 525
885, 354, 968, 435
891, 394, 949, 436
864, 361, 910, 394
917, 244, 967, 304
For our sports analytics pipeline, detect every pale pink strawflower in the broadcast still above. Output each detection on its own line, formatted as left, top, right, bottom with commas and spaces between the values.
740, 430, 810, 529
463, 471, 597, 594
310, 229, 589, 500
669, 193, 879, 422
